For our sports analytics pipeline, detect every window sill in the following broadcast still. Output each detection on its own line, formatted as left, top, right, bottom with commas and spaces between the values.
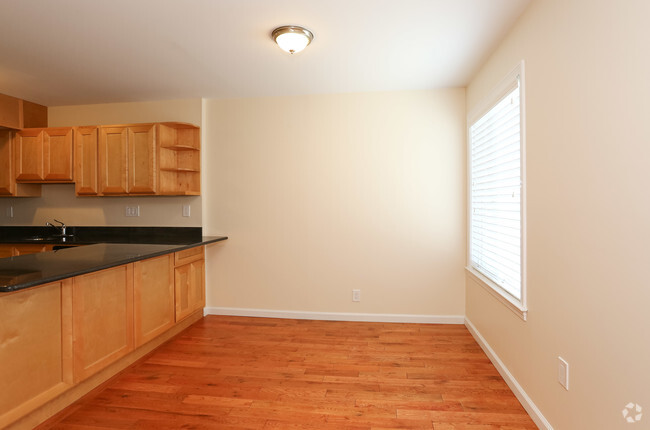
465, 267, 528, 321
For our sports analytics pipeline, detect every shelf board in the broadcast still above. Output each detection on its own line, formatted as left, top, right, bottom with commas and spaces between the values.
160, 167, 200, 172
161, 145, 199, 151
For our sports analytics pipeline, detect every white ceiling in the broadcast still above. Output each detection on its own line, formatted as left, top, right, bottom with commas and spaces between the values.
0, 0, 530, 106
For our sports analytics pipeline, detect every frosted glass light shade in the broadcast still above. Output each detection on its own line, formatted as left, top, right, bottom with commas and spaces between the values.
272, 26, 314, 54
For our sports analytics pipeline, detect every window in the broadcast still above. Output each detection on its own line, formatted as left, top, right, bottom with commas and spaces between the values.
467, 61, 526, 319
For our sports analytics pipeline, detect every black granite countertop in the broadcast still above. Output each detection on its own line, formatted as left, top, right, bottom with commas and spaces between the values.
0, 227, 227, 292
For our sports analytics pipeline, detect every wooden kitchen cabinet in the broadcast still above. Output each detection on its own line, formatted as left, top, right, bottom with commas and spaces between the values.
0, 93, 47, 130
174, 246, 205, 322
158, 122, 201, 195
0, 130, 41, 197
0, 93, 23, 130
98, 126, 128, 195
0, 243, 211, 428
72, 265, 134, 382
74, 122, 199, 196
134, 254, 175, 347
98, 124, 156, 195
14, 128, 43, 181
0, 93, 46, 197
44, 128, 74, 181
128, 125, 157, 194
14, 127, 74, 182
74, 126, 99, 195
0, 280, 73, 429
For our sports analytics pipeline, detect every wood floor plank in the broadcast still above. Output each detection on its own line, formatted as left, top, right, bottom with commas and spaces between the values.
40, 316, 537, 430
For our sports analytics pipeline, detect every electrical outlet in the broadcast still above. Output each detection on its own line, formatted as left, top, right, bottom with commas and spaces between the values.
558, 356, 569, 390
125, 206, 140, 217
182, 204, 191, 217
352, 289, 361, 302
5, 206, 13, 218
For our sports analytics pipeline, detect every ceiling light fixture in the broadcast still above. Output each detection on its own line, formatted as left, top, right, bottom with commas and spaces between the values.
272, 25, 314, 54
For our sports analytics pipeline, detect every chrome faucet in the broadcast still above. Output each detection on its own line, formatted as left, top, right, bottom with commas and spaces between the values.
46, 219, 67, 236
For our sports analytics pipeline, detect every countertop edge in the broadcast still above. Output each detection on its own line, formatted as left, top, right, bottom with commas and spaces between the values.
0, 236, 228, 293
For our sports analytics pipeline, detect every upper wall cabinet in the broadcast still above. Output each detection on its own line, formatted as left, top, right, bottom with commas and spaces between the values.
98, 124, 157, 195
0, 130, 41, 197
79, 122, 200, 197
0, 93, 47, 130
15, 127, 74, 182
0, 119, 200, 197
0, 93, 46, 197
158, 122, 200, 195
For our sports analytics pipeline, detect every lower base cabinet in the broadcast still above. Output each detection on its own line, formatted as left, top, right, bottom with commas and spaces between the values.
0, 245, 207, 429
72, 265, 134, 382
0, 281, 73, 429
174, 246, 205, 322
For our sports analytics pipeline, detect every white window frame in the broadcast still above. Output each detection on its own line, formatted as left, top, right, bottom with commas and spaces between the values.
466, 61, 527, 321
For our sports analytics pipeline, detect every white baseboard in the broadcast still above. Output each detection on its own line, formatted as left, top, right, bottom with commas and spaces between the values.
204, 307, 464, 324
464, 317, 552, 430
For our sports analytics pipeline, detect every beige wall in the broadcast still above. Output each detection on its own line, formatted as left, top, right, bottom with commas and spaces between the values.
466, 0, 650, 428
202, 89, 466, 316
0, 99, 203, 227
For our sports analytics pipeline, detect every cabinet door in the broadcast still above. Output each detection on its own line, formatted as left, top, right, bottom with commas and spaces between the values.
74, 127, 99, 195
43, 127, 74, 182
0, 281, 73, 429
127, 124, 156, 194
72, 265, 134, 382
0, 130, 14, 195
14, 129, 44, 181
134, 254, 174, 347
0, 130, 40, 197
98, 126, 128, 195
174, 258, 205, 322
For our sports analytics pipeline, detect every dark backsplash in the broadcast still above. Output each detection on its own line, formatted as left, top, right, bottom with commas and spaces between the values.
0, 226, 203, 245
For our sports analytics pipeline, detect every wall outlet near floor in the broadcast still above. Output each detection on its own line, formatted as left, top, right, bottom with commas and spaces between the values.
182, 204, 191, 217
558, 356, 569, 390
125, 206, 140, 217
352, 289, 361, 302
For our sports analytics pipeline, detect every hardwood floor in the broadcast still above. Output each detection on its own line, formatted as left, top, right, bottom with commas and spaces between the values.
42, 316, 537, 429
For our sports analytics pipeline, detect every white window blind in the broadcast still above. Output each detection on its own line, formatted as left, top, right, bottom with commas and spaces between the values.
469, 78, 522, 301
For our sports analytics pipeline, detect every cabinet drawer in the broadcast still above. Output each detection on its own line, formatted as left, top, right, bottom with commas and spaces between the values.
174, 246, 204, 266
